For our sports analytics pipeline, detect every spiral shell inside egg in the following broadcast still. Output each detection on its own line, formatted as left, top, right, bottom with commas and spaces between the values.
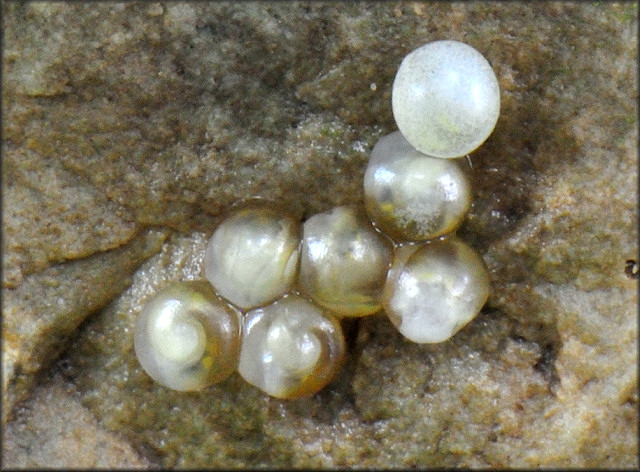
237, 294, 346, 399
298, 205, 393, 317
134, 281, 241, 391
382, 237, 490, 343
132, 39, 498, 399
204, 201, 301, 310
364, 131, 471, 242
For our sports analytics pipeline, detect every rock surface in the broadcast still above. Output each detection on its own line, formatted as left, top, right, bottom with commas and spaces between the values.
2, 2, 637, 468
2, 371, 153, 468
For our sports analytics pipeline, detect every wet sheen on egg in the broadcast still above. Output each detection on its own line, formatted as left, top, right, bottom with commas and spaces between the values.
364, 131, 471, 242
382, 237, 490, 344
237, 294, 345, 399
133, 39, 499, 399
298, 205, 393, 317
134, 281, 241, 391
204, 201, 301, 310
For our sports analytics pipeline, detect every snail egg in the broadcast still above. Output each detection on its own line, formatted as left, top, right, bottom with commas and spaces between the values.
204, 202, 301, 310
364, 131, 471, 242
392, 40, 500, 158
382, 237, 490, 343
134, 281, 241, 391
238, 294, 346, 399
298, 205, 393, 317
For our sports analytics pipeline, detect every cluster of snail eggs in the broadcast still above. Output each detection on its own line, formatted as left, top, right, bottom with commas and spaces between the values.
134, 39, 498, 398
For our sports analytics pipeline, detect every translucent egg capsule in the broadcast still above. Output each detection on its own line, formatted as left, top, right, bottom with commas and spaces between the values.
392, 40, 500, 158
134, 281, 241, 391
238, 295, 346, 399
298, 205, 393, 317
382, 237, 490, 343
364, 131, 471, 242
204, 201, 301, 310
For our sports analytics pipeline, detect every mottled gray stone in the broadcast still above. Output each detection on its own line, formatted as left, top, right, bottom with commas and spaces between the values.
2, 1, 637, 468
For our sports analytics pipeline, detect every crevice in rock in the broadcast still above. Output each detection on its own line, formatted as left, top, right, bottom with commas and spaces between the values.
533, 340, 561, 395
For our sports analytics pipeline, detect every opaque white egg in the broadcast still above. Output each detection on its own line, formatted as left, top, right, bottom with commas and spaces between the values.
392, 40, 500, 158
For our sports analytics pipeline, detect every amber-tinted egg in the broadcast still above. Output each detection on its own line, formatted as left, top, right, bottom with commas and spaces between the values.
238, 294, 345, 399
364, 131, 471, 242
298, 205, 393, 317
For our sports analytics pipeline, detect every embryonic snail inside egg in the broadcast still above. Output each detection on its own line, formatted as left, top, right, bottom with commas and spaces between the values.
364, 131, 471, 242
237, 294, 346, 399
382, 236, 490, 343
204, 200, 301, 310
298, 205, 394, 317
391, 40, 500, 158
134, 281, 241, 391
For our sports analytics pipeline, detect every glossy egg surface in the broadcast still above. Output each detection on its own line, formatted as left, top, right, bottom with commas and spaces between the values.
204, 201, 301, 310
298, 205, 393, 317
134, 281, 241, 391
238, 294, 345, 399
382, 237, 490, 343
364, 131, 471, 242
